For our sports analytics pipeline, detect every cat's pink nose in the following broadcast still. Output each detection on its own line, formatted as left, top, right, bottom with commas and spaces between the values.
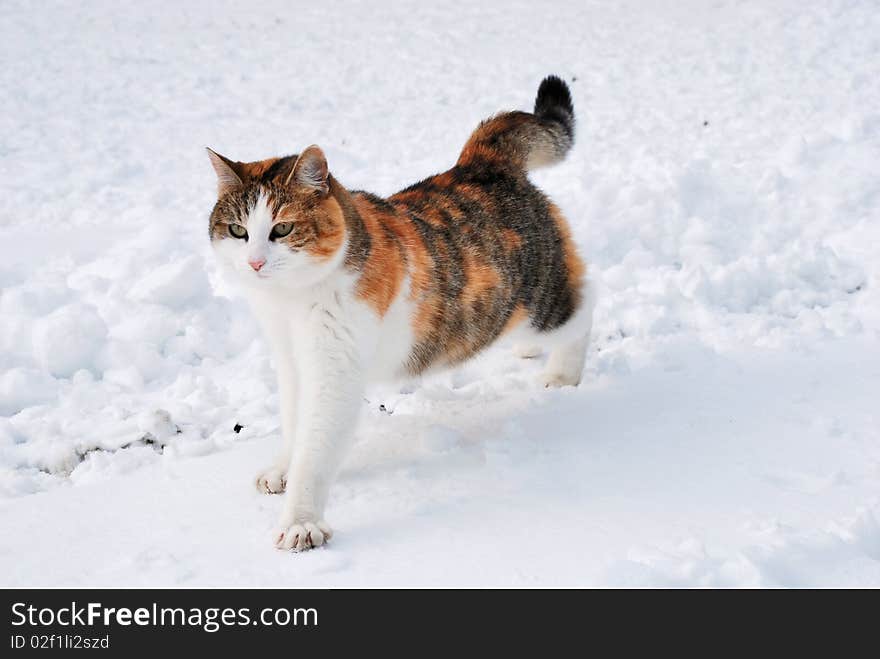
248, 258, 266, 272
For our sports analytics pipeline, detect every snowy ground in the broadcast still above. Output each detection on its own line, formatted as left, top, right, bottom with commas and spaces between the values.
1, 0, 878, 587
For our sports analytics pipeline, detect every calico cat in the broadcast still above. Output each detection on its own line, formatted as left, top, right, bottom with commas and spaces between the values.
207, 75, 595, 551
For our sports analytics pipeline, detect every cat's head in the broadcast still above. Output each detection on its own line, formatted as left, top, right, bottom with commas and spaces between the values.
207, 146, 348, 290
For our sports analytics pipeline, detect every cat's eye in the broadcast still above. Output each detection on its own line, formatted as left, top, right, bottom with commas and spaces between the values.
228, 224, 248, 239
270, 222, 294, 240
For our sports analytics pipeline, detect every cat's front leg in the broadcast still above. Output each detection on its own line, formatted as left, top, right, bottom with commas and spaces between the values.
273, 316, 366, 551
273, 372, 363, 550
255, 317, 299, 494
255, 356, 298, 494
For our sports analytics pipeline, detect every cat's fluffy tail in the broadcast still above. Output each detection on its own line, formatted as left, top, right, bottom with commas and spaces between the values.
457, 75, 575, 171
533, 75, 575, 155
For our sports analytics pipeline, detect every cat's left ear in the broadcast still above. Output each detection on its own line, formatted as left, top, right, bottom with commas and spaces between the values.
206, 148, 245, 196
287, 145, 330, 195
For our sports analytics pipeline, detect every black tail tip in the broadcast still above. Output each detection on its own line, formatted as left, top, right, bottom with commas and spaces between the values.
534, 75, 574, 118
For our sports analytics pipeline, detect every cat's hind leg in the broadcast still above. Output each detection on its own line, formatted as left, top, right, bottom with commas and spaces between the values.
541, 334, 589, 387
508, 273, 594, 388
505, 281, 594, 387
539, 277, 595, 388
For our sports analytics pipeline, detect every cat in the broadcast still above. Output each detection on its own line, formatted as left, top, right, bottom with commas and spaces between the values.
207, 75, 595, 551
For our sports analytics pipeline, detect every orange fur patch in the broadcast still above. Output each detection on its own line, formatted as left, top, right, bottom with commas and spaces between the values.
305, 196, 347, 261
461, 248, 501, 307
359, 200, 440, 337
457, 183, 497, 215
501, 304, 529, 335
412, 293, 442, 344
457, 112, 532, 168
350, 199, 412, 317
500, 228, 522, 251
549, 204, 586, 295
239, 158, 282, 180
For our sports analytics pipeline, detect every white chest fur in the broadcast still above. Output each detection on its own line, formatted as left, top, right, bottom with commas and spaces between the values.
244, 272, 415, 385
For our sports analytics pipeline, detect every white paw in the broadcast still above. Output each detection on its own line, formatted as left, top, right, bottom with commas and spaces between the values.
255, 466, 287, 494
541, 370, 582, 388
513, 343, 543, 358
273, 521, 333, 552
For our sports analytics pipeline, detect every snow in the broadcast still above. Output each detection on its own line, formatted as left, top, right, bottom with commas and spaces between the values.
1, 0, 878, 586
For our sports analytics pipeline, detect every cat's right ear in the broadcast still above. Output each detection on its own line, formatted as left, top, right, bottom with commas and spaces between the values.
206, 148, 244, 196
287, 145, 330, 195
